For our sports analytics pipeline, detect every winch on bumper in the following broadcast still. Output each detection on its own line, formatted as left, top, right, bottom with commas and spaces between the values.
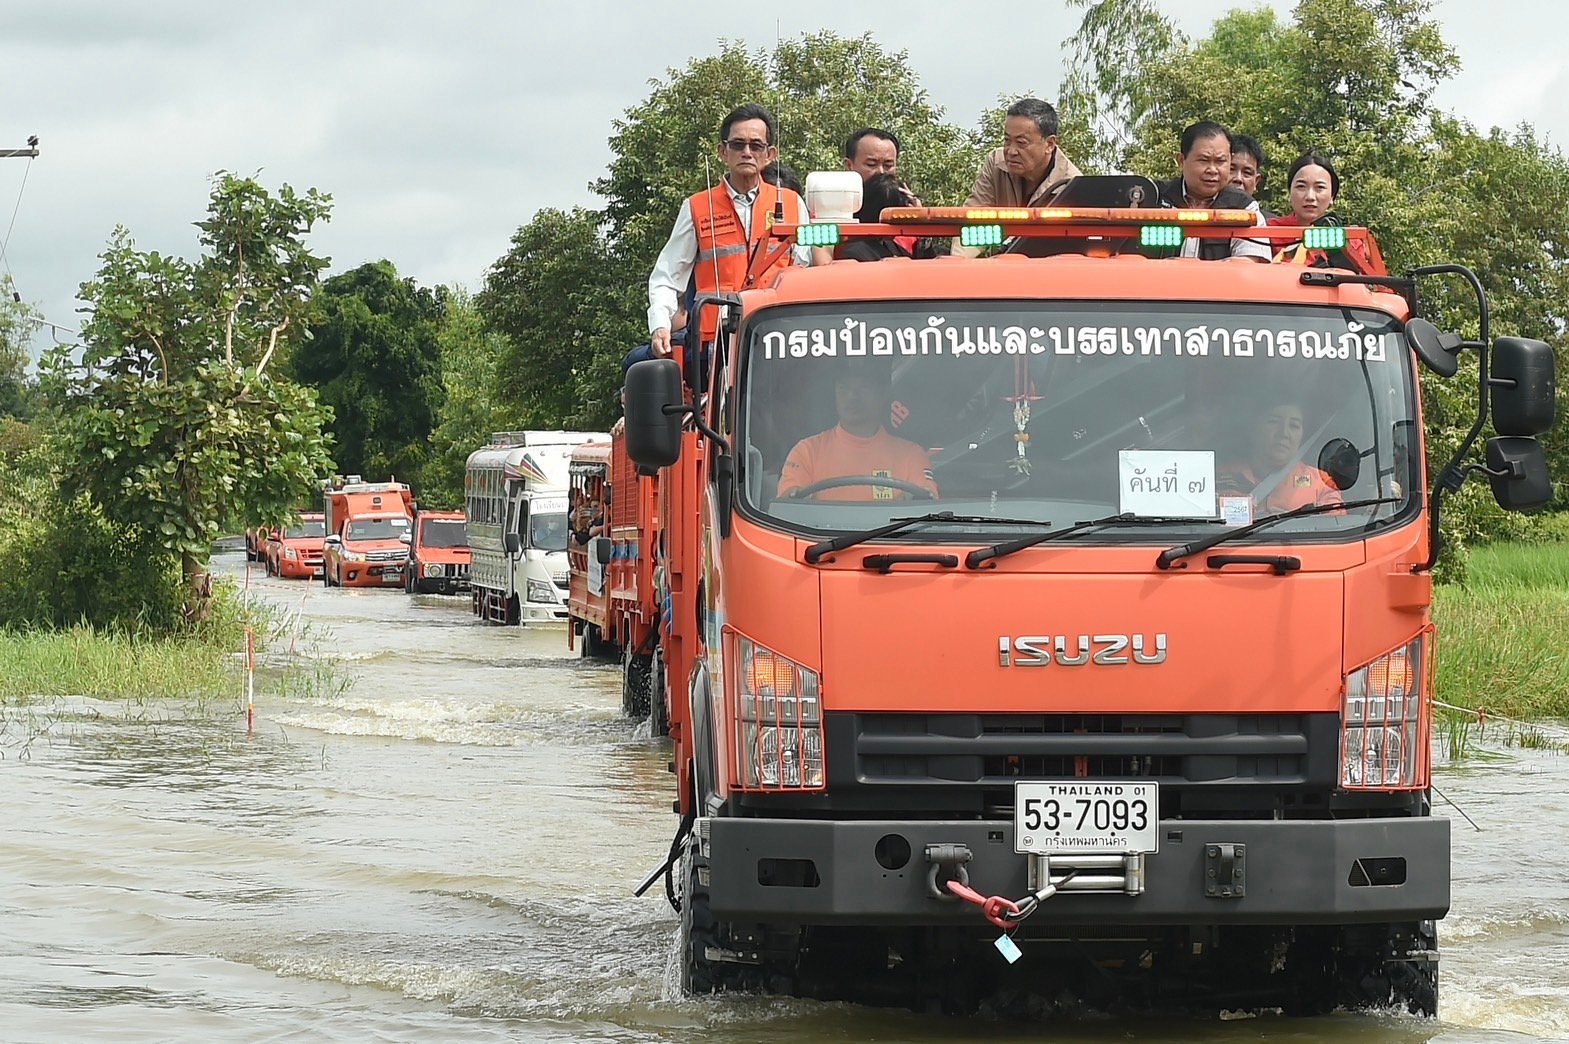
701, 816, 1449, 925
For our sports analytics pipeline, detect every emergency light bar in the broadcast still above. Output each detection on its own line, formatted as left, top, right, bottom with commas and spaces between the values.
880, 205, 1260, 227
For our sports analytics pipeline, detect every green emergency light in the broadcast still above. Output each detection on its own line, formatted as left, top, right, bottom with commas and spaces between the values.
1303, 225, 1347, 251
797, 223, 841, 247
1140, 224, 1184, 249
959, 224, 1004, 249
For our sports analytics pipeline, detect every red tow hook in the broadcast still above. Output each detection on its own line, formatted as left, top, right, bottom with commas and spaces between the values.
945, 878, 1022, 931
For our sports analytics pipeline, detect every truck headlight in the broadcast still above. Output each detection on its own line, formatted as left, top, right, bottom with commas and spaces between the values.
734, 635, 824, 791
284, 547, 298, 560
340, 550, 365, 564
424, 562, 442, 578
1340, 632, 1428, 790
526, 578, 557, 603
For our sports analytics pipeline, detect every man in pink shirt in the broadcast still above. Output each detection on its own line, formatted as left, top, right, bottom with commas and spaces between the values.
778, 368, 938, 502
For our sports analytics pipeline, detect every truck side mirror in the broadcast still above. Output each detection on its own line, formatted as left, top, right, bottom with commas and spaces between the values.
1490, 337, 1556, 436
1483, 436, 1552, 512
1316, 438, 1362, 491
399, 531, 412, 544
324, 534, 342, 546
503, 532, 521, 555
625, 359, 684, 468
594, 538, 613, 566
1405, 318, 1462, 377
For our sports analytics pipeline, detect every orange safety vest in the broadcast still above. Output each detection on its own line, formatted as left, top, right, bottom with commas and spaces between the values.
689, 181, 802, 343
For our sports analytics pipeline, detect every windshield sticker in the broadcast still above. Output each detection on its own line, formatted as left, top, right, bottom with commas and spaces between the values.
759, 318, 1389, 363
1219, 495, 1254, 527
1119, 450, 1217, 519
532, 497, 568, 514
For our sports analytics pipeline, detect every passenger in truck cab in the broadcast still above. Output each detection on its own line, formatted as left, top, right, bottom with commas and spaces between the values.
1218, 395, 1344, 514
777, 365, 938, 502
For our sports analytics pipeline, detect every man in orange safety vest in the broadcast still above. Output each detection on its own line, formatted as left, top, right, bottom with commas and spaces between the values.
647, 103, 812, 365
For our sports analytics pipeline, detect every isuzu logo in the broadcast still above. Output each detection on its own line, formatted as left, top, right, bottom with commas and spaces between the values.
997, 634, 1167, 667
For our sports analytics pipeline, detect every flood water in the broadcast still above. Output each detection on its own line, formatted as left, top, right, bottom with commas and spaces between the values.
1, 549, 1565, 1042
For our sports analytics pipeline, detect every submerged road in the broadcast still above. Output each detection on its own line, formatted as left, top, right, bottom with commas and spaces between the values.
0, 550, 1565, 1041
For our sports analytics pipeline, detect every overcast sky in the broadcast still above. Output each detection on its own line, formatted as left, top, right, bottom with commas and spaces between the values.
2, 1, 1563, 359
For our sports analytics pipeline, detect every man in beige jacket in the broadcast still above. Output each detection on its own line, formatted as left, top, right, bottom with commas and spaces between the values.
955, 97, 1082, 257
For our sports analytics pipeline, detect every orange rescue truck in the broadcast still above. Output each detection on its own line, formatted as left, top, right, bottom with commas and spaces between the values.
322, 478, 415, 588
567, 421, 665, 727
623, 176, 1556, 1015
403, 509, 471, 594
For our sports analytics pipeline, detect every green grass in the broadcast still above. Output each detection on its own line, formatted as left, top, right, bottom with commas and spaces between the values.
0, 626, 241, 703
1433, 541, 1569, 721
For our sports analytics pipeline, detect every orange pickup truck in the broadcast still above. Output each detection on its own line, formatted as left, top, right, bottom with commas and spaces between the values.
264, 512, 326, 580
402, 509, 470, 594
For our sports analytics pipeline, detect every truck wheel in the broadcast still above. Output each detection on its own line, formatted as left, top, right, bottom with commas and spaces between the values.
649, 646, 669, 738
678, 835, 763, 996
621, 648, 652, 719
1336, 920, 1438, 1016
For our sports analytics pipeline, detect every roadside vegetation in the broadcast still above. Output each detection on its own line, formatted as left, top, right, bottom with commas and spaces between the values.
1434, 530, 1569, 724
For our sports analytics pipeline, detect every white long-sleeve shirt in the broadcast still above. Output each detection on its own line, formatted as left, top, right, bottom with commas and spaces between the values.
647, 178, 812, 334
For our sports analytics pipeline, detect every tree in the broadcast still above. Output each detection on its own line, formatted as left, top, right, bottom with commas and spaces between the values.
479, 207, 640, 432
484, 33, 990, 434
1057, 0, 1569, 562
0, 275, 37, 419
292, 260, 445, 489
597, 34, 984, 271
44, 174, 336, 616
423, 289, 521, 509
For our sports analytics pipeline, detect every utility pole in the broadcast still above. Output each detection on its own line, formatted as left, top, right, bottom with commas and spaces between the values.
2, 135, 39, 159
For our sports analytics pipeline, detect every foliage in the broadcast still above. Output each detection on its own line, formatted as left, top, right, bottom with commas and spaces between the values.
0, 274, 39, 419
473, 33, 991, 434
1057, 0, 1569, 565
42, 174, 336, 607
478, 207, 640, 432
1433, 541, 1569, 719
291, 260, 445, 490
0, 445, 185, 632
422, 289, 519, 509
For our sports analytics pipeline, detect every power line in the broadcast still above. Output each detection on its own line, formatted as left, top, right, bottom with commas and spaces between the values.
2, 136, 40, 299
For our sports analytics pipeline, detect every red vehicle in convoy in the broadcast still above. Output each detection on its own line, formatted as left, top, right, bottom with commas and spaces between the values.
402, 509, 471, 594
264, 512, 326, 579
322, 479, 415, 588
567, 421, 665, 728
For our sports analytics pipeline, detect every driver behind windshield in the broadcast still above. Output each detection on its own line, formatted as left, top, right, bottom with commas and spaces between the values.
777, 363, 939, 502
1218, 394, 1343, 513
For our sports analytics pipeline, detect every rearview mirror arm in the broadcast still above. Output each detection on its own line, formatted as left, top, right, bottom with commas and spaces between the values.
661, 402, 730, 456
1405, 264, 1492, 573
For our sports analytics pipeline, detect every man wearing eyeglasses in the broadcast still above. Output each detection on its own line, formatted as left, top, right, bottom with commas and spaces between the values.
647, 103, 812, 362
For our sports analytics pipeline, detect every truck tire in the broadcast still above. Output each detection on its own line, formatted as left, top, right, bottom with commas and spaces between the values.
622, 648, 652, 719
678, 835, 763, 996
1338, 920, 1438, 1016
649, 646, 669, 738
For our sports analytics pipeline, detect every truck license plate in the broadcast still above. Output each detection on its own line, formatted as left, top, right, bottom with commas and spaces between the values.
1014, 782, 1158, 855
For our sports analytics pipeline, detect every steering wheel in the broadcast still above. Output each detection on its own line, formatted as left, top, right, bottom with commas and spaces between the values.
785, 475, 936, 500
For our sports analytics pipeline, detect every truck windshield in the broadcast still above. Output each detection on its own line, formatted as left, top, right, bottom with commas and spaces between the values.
345, 517, 410, 541
420, 518, 468, 548
739, 301, 1419, 542
530, 511, 568, 552
284, 521, 325, 540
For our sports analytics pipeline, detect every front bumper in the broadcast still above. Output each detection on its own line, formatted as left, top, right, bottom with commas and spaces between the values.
704, 815, 1449, 926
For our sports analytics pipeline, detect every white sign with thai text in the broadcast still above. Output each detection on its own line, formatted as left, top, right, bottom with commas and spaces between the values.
1118, 450, 1216, 519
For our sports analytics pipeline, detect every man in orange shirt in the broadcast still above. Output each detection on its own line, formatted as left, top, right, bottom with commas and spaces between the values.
1218, 398, 1342, 513
778, 368, 938, 502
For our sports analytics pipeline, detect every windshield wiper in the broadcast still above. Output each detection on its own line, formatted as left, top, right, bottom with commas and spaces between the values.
804, 512, 1049, 564
967, 513, 1197, 569
1155, 497, 1402, 570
